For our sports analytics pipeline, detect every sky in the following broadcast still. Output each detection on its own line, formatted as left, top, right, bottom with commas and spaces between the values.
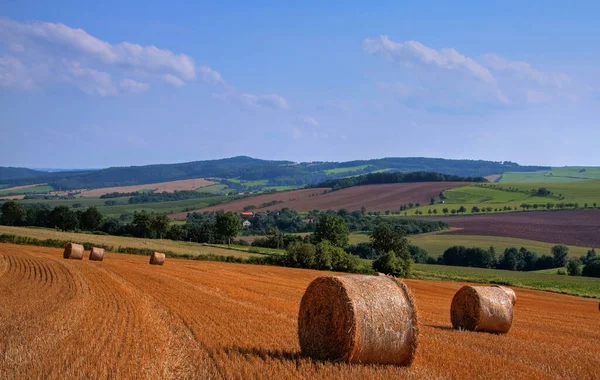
1, 1, 599, 169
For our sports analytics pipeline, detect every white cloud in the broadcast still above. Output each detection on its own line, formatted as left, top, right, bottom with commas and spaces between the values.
64, 60, 117, 96
364, 35, 495, 83
0, 55, 35, 90
198, 65, 224, 85
213, 92, 290, 110
0, 17, 195, 83
120, 78, 149, 94
482, 54, 571, 88
162, 74, 185, 87
299, 115, 319, 126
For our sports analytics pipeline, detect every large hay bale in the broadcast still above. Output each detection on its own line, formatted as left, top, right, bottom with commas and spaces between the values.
451, 286, 513, 334
492, 285, 517, 305
298, 275, 418, 366
149, 252, 165, 266
88, 247, 105, 261
63, 243, 84, 260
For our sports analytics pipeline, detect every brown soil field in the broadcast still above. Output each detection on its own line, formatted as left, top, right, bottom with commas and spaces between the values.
484, 174, 501, 182
0, 195, 25, 200
0, 183, 45, 192
170, 183, 470, 219
63, 178, 214, 197
169, 188, 329, 219
258, 183, 472, 213
442, 210, 600, 247
2, 243, 598, 379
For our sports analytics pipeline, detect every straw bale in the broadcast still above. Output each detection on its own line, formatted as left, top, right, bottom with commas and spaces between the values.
451, 286, 513, 334
298, 275, 418, 365
89, 247, 105, 261
492, 285, 517, 305
63, 243, 84, 260
149, 252, 165, 265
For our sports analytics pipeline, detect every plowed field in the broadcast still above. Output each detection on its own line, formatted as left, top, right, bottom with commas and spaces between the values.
1, 243, 598, 379
170, 182, 470, 219
442, 210, 600, 247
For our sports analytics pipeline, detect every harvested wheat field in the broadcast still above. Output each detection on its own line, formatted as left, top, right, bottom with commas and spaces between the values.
1, 243, 599, 379
56, 178, 214, 198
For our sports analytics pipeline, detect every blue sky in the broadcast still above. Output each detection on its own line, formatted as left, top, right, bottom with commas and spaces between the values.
1, 1, 599, 169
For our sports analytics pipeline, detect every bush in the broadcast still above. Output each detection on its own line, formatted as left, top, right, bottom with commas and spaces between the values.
582, 258, 600, 278
373, 251, 413, 278
566, 258, 582, 276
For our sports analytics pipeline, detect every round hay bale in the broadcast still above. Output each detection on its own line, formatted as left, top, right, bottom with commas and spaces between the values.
149, 252, 165, 266
451, 286, 513, 334
88, 247, 105, 261
492, 285, 517, 305
298, 275, 418, 366
63, 243, 84, 260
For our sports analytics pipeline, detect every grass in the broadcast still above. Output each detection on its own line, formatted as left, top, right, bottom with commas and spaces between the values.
413, 263, 600, 298
408, 232, 590, 258
197, 183, 229, 194
96, 195, 236, 217
501, 167, 600, 183
495, 181, 600, 205
19, 196, 132, 208
0, 225, 262, 259
324, 164, 370, 175
0, 184, 54, 195
227, 178, 269, 187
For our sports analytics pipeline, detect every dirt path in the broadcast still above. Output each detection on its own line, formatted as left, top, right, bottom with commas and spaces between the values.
0, 243, 598, 379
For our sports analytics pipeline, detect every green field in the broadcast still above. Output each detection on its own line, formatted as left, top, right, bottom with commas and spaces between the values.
0, 225, 261, 259
501, 167, 600, 183
348, 231, 590, 258
324, 165, 370, 175
408, 232, 590, 258
493, 181, 600, 205
0, 184, 54, 195
19, 196, 131, 208
95, 195, 237, 218
414, 263, 600, 298
227, 178, 269, 187
198, 183, 230, 194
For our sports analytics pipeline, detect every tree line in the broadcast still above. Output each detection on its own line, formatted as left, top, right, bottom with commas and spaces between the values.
311, 171, 487, 191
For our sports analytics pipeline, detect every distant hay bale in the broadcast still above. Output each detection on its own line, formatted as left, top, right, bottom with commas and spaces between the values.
88, 247, 105, 261
298, 275, 418, 366
63, 243, 84, 260
149, 252, 165, 266
492, 285, 517, 305
451, 286, 513, 334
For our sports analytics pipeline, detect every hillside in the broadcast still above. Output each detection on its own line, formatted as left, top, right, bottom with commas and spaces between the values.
0, 156, 549, 191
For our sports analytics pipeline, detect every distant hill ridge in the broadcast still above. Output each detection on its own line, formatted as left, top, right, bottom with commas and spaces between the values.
0, 156, 549, 191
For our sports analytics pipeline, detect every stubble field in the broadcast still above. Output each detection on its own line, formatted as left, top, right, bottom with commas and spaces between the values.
1, 243, 598, 379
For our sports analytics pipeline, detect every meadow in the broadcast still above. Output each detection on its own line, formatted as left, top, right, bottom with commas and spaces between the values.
1, 243, 598, 378
500, 167, 600, 182
324, 164, 370, 174
0, 184, 54, 196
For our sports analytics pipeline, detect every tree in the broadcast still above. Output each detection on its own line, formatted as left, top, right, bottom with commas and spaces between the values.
50, 206, 79, 231
582, 258, 600, 278
430, 197, 435, 205
215, 212, 241, 247
458, 206, 466, 214
566, 258, 582, 276
166, 224, 187, 241
79, 206, 103, 231
471, 206, 480, 213
313, 214, 349, 248
498, 247, 524, 271
315, 240, 347, 271
433, 208, 438, 215
150, 214, 170, 239
286, 242, 316, 268
0, 200, 26, 226
551, 245, 569, 267
581, 248, 597, 265
132, 211, 152, 238
443, 208, 449, 215
369, 222, 409, 259
373, 251, 413, 277
267, 227, 284, 250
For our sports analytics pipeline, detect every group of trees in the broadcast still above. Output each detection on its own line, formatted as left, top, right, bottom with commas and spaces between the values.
0, 201, 104, 231
312, 171, 486, 191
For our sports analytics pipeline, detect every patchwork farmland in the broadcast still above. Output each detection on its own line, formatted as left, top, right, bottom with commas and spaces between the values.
1, 243, 598, 378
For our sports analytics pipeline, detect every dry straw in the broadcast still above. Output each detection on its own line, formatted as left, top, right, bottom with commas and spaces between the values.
149, 252, 165, 265
451, 285, 513, 334
63, 243, 84, 260
492, 285, 517, 305
298, 275, 418, 366
89, 247, 105, 261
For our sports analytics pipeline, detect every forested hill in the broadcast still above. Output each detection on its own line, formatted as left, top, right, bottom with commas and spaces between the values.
0, 156, 549, 190
313, 171, 486, 190
0, 167, 47, 181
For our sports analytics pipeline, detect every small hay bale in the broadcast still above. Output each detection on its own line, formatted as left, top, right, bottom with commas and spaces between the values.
88, 247, 105, 261
298, 275, 418, 366
492, 285, 517, 305
149, 252, 165, 266
63, 243, 84, 260
451, 285, 513, 334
